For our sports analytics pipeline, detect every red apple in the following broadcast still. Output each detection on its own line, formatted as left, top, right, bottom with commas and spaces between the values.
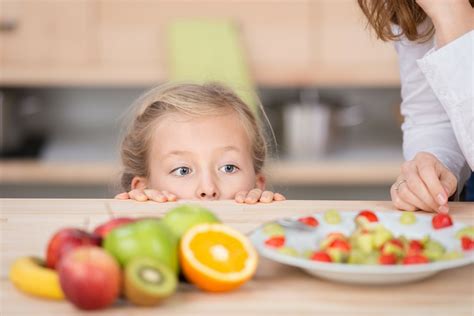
58, 246, 121, 310
46, 228, 100, 269
93, 217, 135, 239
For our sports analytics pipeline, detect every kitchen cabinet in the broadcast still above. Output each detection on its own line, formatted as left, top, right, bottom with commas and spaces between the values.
0, 0, 400, 86
310, 0, 399, 85
97, 0, 312, 86
0, 0, 97, 85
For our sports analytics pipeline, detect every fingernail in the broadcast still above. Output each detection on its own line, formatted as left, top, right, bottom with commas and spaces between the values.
437, 192, 447, 205
438, 205, 449, 214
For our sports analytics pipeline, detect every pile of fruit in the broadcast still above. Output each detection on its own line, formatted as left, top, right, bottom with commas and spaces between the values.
9, 205, 258, 310
263, 210, 474, 265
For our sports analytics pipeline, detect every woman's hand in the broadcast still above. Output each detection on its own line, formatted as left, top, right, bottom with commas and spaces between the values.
390, 152, 457, 213
234, 189, 286, 204
115, 189, 177, 202
416, 0, 474, 47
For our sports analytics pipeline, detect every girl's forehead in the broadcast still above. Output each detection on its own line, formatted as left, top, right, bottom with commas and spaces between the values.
150, 111, 252, 156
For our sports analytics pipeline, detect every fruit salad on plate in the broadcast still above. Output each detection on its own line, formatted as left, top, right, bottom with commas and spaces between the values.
250, 209, 474, 285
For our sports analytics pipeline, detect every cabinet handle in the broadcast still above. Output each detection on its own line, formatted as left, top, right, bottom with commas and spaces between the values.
0, 19, 18, 32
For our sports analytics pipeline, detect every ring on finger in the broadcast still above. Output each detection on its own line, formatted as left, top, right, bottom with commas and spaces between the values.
395, 179, 407, 191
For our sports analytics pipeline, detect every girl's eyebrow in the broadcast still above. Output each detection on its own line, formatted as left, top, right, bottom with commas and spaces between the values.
163, 150, 193, 158
217, 146, 240, 153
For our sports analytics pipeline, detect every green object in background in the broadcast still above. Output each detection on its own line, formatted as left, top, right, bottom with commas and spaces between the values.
168, 19, 257, 111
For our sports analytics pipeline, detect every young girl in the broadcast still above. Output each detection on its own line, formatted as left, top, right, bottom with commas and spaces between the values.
115, 82, 285, 204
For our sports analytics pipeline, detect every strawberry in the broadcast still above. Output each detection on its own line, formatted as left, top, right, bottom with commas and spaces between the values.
403, 254, 429, 265
356, 210, 379, 223
328, 238, 351, 252
298, 216, 319, 227
264, 235, 285, 248
432, 213, 453, 229
408, 240, 424, 256
379, 253, 397, 265
461, 236, 474, 251
310, 251, 332, 262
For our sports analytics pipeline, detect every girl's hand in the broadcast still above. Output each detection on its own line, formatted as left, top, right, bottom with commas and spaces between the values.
234, 189, 286, 204
390, 152, 457, 213
115, 189, 177, 203
416, 0, 474, 47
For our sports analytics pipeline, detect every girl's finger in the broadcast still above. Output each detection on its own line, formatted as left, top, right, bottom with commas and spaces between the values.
162, 191, 177, 202
115, 192, 130, 200
259, 191, 274, 203
244, 189, 262, 204
235, 191, 247, 203
274, 193, 286, 201
129, 189, 148, 202
144, 189, 166, 202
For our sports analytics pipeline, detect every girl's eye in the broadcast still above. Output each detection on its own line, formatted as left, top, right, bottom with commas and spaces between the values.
220, 164, 239, 174
171, 167, 192, 177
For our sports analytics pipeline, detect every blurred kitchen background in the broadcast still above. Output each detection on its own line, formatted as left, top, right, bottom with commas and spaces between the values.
0, 0, 404, 200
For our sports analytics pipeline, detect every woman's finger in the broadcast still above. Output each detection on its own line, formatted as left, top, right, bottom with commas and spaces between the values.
417, 159, 449, 207
391, 183, 417, 211
401, 160, 438, 212
405, 173, 439, 211
244, 189, 262, 204
397, 180, 435, 212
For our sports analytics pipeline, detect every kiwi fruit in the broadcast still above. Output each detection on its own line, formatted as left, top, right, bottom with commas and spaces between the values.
124, 257, 177, 306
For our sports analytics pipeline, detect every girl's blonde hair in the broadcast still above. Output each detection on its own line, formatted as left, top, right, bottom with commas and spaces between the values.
358, 0, 474, 42
120, 82, 268, 191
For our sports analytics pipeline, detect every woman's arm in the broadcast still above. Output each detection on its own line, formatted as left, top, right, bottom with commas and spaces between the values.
416, 31, 474, 169
416, 0, 474, 48
391, 27, 471, 212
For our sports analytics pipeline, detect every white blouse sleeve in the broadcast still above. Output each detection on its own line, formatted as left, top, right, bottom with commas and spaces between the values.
416, 30, 474, 170
394, 27, 472, 192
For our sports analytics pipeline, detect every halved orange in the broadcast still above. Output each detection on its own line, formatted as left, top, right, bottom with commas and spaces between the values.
179, 223, 258, 292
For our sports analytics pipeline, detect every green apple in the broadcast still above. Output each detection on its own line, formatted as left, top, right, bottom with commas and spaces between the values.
356, 233, 374, 254
103, 219, 178, 274
262, 223, 285, 237
441, 251, 463, 261
422, 239, 445, 261
400, 212, 416, 225
277, 246, 299, 257
456, 226, 474, 239
348, 249, 365, 264
324, 209, 341, 224
372, 225, 393, 248
162, 204, 220, 239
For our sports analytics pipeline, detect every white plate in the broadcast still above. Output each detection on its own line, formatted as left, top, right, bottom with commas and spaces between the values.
249, 210, 474, 285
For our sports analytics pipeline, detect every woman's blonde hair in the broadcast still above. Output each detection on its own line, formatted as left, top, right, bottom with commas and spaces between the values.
120, 82, 268, 191
358, 0, 474, 42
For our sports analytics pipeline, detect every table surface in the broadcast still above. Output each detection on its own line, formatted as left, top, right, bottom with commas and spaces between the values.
1, 199, 473, 316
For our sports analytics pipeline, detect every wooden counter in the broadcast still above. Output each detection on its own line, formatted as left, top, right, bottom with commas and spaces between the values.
1, 199, 473, 315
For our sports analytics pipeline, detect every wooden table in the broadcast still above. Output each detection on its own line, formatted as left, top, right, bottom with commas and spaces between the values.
1, 199, 473, 315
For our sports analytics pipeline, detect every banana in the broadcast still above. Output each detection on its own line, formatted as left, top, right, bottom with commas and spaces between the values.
9, 256, 64, 300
